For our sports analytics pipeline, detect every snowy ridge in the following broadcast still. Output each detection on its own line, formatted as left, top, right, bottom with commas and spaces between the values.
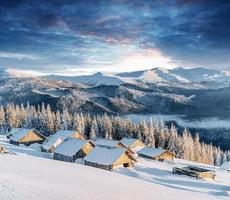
1, 66, 230, 86
43, 67, 230, 86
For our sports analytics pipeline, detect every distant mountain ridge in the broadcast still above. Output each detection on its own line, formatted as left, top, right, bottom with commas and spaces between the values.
0, 67, 33, 78
1, 66, 229, 86
1, 66, 230, 150
43, 67, 230, 86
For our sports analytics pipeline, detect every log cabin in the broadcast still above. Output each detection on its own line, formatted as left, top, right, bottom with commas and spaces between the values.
9, 128, 46, 146
137, 147, 176, 161
53, 137, 95, 162
119, 138, 146, 152
173, 166, 216, 180
84, 146, 137, 170
41, 130, 86, 152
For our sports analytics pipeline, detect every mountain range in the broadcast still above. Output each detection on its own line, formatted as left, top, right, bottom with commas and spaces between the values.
44, 67, 230, 86
1, 66, 230, 149
0, 66, 229, 118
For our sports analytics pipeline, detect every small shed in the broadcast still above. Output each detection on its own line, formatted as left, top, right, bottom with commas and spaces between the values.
0, 145, 15, 154
119, 138, 145, 152
84, 146, 137, 170
173, 166, 216, 180
41, 130, 86, 152
53, 137, 95, 162
9, 128, 46, 146
137, 147, 175, 161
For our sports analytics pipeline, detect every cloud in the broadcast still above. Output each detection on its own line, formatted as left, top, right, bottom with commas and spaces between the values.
0, 52, 40, 60
0, 0, 229, 73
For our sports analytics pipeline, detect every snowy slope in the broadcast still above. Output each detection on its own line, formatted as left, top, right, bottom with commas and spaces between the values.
0, 135, 230, 200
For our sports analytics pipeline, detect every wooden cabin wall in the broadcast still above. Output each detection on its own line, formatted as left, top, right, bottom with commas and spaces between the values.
72, 133, 85, 140
53, 153, 74, 162
113, 153, 134, 168
198, 172, 215, 180
84, 161, 112, 170
20, 131, 45, 144
81, 143, 94, 156
130, 140, 145, 150
158, 152, 175, 161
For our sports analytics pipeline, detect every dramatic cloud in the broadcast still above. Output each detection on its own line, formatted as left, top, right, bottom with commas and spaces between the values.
0, 0, 229, 74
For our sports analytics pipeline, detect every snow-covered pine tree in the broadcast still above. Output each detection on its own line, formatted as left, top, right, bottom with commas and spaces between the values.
89, 117, 98, 140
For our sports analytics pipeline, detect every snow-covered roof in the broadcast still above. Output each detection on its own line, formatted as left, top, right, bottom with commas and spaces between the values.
119, 138, 142, 148
220, 162, 230, 170
137, 147, 168, 158
8, 128, 21, 135
84, 146, 128, 165
54, 138, 90, 157
10, 128, 36, 142
42, 130, 77, 150
94, 138, 119, 148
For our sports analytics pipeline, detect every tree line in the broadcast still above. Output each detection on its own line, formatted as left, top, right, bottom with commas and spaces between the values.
0, 102, 229, 166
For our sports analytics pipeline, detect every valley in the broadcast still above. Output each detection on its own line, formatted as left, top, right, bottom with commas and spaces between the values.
0, 67, 230, 150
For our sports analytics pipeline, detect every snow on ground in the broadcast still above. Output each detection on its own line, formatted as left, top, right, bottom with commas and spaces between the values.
116, 158, 230, 199
0, 135, 230, 200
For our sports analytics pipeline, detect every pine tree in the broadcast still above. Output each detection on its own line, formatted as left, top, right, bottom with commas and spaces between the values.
193, 133, 202, 163
0, 106, 5, 133
145, 120, 155, 147
89, 117, 98, 140
167, 124, 177, 152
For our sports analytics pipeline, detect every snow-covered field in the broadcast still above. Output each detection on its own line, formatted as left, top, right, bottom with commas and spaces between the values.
0, 135, 230, 200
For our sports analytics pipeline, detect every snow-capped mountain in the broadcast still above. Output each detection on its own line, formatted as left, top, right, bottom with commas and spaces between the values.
44, 72, 134, 86
1, 68, 230, 149
1, 66, 229, 86
118, 67, 230, 84
43, 67, 230, 86
0, 67, 32, 78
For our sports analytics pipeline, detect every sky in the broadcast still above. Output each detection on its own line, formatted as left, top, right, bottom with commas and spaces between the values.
0, 0, 229, 75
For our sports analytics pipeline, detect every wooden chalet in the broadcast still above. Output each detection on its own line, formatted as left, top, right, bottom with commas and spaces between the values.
119, 138, 146, 152
9, 128, 46, 146
84, 146, 137, 170
173, 166, 216, 180
137, 147, 175, 161
53, 137, 95, 162
41, 130, 86, 152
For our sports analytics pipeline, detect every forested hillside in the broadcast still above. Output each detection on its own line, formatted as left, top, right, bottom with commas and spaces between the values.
1, 102, 229, 166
